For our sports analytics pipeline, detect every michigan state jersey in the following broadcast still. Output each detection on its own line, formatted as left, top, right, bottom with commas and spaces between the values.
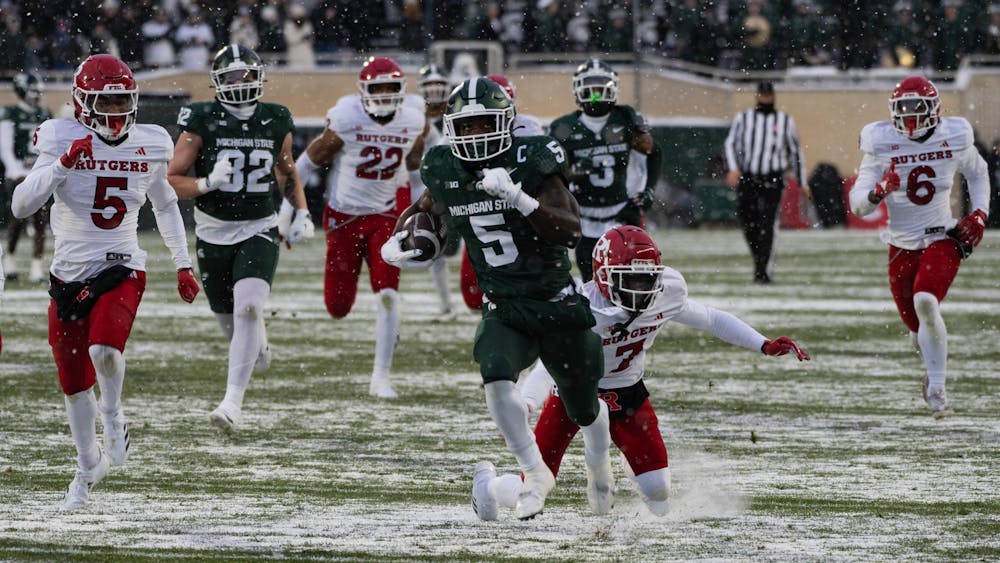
0, 104, 53, 179
421, 136, 572, 300
549, 105, 643, 210
177, 101, 294, 221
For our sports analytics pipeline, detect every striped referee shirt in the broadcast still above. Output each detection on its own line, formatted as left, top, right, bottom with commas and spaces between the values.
724, 107, 806, 185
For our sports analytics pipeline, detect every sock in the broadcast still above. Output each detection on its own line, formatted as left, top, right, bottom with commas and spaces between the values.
490, 473, 523, 510
579, 400, 611, 469
64, 388, 101, 469
373, 288, 399, 378
913, 292, 947, 389
89, 344, 124, 415
484, 380, 544, 472
634, 468, 671, 516
223, 278, 270, 408
429, 257, 451, 314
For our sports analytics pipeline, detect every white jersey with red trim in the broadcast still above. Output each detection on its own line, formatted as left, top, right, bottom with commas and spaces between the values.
325, 95, 424, 215
26, 119, 177, 281
585, 267, 688, 389
852, 117, 990, 250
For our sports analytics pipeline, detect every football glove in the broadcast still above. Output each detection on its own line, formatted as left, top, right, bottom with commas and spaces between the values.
479, 167, 539, 215
288, 209, 315, 244
380, 230, 430, 269
59, 135, 93, 168
177, 268, 200, 303
947, 208, 987, 258
872, 163, 900, 200
276, 200, 294, 242
761, 336, 810, 361
198, 158, 234, 194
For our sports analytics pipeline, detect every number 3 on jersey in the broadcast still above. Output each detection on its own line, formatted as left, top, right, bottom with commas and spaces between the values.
214, 149, 274, 193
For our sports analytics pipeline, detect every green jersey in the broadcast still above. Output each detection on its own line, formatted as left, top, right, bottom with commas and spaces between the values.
422, 136, 573, 301
548, 105, 643, 209
0, 104, 52, 178
177, 101, 294, 221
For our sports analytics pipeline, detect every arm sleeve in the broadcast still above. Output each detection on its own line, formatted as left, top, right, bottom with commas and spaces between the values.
786, 115, 806, 185
849, 152, 884, 217
11, 150, 66, 219
0, 118, 27, 179
644, 142, 662, 192
146, 162, 193, 270
724, 112, 742, 171
672, 298, 768, 352
957, 145, 990, 214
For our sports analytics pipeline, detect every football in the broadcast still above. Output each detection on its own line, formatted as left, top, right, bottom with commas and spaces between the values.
400, 212, 447, 262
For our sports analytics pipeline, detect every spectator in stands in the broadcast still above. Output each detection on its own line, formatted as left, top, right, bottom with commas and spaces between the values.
90, 23, 121, 60
399, 0, 426, 52
230, 7, 260, 50
837, 0, 879, 69
687, 2, 729, 67
257, 1, 287, 59
142, 8, 177, 69
535, 0, 567, 52
175, 9, 215, 70
601, 7, 633, 53
735, 0, 779, 70
788, 0, 830, 66
934, 0, 972, 71
312, 2, 346, 54
883, 1, 925, 68
987, 5, 1000, 55
49, 16, 87, 71
0, 16, 28, 72
113, 6, 146, 68
431, 0, 466, 42
467, 1, 504, 42
284, 4, 315, 67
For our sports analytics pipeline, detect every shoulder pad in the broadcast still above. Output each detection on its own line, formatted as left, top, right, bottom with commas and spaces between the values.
32, 118, 75, 156
519, 136, 569, 177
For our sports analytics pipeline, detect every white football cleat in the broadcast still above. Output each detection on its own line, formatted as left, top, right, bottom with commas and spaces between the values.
101, 408, 130, 466
3, 254, 18, 281
61, 450, 111, 511
515, 463, 555, 520
471, 461, 498, 521
586, 455, 615, 515
369, 375, 398, 399
209, 401, 242, 435
922, 377, 954, 419
29, 258, 45, 283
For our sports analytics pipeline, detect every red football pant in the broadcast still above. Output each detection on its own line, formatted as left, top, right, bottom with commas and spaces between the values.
888, 240, 961, 333
48, 270, 146, 395
323, 206, 400, 318
534, 392, 669, 478
459, 247, 482, 310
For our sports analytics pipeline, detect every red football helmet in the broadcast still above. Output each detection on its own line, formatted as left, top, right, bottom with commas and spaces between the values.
358, 56, 406, 117
592, 226, 666, 312
890, 76, 940, 139
73, 54, 138, 141
486, 74, 516, 100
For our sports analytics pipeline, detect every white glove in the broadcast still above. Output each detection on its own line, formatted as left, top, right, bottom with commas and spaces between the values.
380, 230, 431, 269
276, 199, 294, 240
478, 167, 538, 215
198, 158, 234, 194
288, 209, 315, 244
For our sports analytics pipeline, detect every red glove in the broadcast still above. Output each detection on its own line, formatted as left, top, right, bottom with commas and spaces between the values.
954, 209, 987, 250
873, 163, 900, 199
60, 135, 93, 168
761, 336, 810, 361
177, 268, 200, 303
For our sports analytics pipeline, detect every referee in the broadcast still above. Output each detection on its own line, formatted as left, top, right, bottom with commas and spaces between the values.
724, 81, 809, 284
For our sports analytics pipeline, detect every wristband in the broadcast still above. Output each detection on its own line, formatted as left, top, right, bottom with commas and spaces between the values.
197, 177, 212, 194
511, 191, 540, 216
868, 190, 883, 204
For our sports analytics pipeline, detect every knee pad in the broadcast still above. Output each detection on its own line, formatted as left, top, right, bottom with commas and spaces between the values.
88, 344, 123, 376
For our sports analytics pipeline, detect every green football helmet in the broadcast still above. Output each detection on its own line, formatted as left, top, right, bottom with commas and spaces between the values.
572, 58, 619, 116
444, 77, 514, 162
211, 44, 265, 104
418, 64, 450, 105
14, 72, 44, 108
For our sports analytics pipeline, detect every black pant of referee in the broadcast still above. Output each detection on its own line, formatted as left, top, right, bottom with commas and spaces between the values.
736, 173, 783, 284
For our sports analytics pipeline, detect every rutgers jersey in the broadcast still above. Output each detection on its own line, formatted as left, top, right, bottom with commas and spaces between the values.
26, 119, 176, 281
585, 268, 688, 389
325, 95, 424, 215
854, 117, 990, 250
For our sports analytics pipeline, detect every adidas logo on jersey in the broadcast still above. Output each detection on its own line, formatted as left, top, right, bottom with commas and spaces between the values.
134, 147, 146, 156
941, 140, 950, 147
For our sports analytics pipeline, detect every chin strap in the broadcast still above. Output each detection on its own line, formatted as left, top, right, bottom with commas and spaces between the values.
610, 309, 642, 341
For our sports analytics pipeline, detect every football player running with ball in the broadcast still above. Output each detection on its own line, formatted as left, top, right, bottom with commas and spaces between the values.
849, 76, 989, 419
473, 226, 809, 519
382, 77, 612, 520
549, 58, 662, 282
168, 44, 313, 434
294, 56, 427, 399
12, 54, 200, 510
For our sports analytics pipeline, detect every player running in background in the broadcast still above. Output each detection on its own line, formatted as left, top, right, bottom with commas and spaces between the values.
295, 56, 427, 399
471, 225, 809, 519
549, 58, 662, 281
12, 54, 199, 510
168, 44, 313, 434
2, 72, 53, 282
849, 76, 989, 419
382, 77, 612, 520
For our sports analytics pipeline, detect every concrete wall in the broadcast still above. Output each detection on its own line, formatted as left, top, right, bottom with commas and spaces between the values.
3, 69, 995, 181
